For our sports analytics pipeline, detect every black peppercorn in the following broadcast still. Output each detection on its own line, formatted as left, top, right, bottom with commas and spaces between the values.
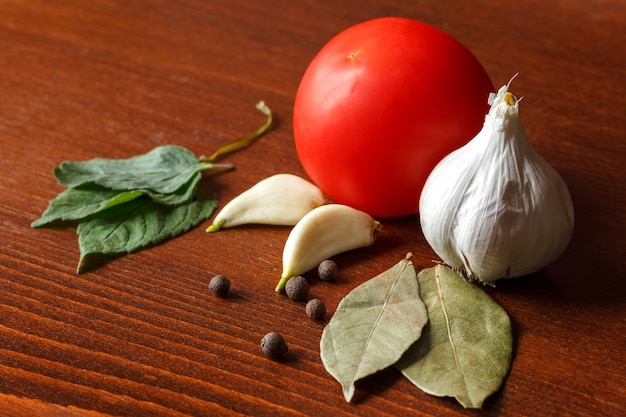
285, 275, 309, 301
261, 332, 288, 359
306, 298, 326, 320
318, 259, 338, 281
209, 274, 230, 297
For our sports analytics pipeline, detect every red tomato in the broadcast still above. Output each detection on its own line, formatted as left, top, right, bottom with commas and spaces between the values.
293, 17, 493, 217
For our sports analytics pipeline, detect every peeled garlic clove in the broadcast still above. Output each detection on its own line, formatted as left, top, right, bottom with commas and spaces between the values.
206, 173, 325, 232
276, 204, 380, 292
419, 82, 574, 283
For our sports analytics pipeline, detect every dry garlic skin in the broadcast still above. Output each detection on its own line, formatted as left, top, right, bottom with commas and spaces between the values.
419, 85, 574, 283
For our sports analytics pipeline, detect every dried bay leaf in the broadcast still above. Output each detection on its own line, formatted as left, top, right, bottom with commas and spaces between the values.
320, 254, 428, 402
77, 194, 217, 273
396, 264, 513, 409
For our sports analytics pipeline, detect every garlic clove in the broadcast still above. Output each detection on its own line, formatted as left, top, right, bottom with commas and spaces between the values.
276, 204, 381, 292
206, 173, 326, 232
419, 82, 574, 283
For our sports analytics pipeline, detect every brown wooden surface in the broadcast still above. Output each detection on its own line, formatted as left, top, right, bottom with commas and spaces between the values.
1, 0, 625, 416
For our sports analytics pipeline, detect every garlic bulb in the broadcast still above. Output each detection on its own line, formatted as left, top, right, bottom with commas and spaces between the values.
419, 82, 574, 283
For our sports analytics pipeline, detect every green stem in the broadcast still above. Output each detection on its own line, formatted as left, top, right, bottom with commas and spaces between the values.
198, 162, 235, 172
205, 219, 225, 233
202, 100, 273, 163
275, 275, 289, 293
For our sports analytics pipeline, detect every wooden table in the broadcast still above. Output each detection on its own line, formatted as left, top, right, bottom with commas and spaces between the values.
1, 1, 624, 416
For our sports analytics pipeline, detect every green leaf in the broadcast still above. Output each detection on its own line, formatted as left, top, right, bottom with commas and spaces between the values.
76, 194, 217, 273
31, 185, 144, 227
147, 173, 200, 205
31, 175, 203, 227
396, 264, 513, 409
54, 145, 214, 194
32, 101, 272, 273
320, 254, 428, 402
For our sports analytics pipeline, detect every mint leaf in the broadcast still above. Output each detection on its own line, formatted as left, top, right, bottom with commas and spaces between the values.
77, 194, 217, 273
54, 145, 214, 194
33, 101, 273, 273
147, 173, 200, 205
32, 175, 203, 227
32, 185, 144, 227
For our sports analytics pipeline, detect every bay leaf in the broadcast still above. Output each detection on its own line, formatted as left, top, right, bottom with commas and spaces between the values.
76, 194, 217, 273
320, 254, 428, 402
54, 145, 213, 194
396, 264, 513, 409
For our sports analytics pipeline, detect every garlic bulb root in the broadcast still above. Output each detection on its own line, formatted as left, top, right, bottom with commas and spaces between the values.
419, 82, 574, 283
206, 173, 325, 232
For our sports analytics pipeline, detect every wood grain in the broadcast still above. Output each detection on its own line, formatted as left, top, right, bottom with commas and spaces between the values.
1, 0, 625, 416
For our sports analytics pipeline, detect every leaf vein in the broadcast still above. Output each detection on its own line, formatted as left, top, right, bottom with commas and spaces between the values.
435, 266, 468, 393
353, 262, 407, 379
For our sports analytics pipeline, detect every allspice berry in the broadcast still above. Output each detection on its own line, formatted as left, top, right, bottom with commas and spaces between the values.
318, 259, 338, 281
306, 298, 326, 320
209, 274, 230, 297
285, 275, 309, 301
261, 332, 288, 359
